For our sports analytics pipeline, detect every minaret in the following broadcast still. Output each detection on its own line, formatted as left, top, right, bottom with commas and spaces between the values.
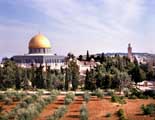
128, 43, 133, 62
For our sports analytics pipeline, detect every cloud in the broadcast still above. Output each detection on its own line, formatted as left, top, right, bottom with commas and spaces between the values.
28, 0, 147, 52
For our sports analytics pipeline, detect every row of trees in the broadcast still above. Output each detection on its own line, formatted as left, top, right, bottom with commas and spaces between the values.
0, 53, 155, 91
0, 59, 79, 90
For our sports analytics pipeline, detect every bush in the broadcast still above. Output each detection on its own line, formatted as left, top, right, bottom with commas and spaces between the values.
80, 103, 88, 120
129, 88, 148, 99
47, 105, 67, 120
23, 96, 34, 104
31, 94, 38, 101
15, 108, 32, 120
83, 91, 90, 103
0, 93, 6, 101
18, 101, 28, 108
107, 89, 115, 96
117, 109, 126, 120
64, 92, 75, 105
6, 92, 58, 120
111, 95, 126, 104
66, 92, 75, 101
141, 103, 155, 115
64, 97, 72, 105
128, 95, 137, 99
4, 97, 13, 105
50, 89, 60, 96
123, 88, 130, 97
0, 115, 8, 120
95, 89, 104, 99
12, 94, 22, 102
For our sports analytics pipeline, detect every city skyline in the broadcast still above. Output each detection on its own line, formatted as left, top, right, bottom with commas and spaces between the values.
0, 0, 155, 59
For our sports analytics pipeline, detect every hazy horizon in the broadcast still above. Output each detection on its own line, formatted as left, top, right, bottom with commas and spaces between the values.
1, 0, 155, 59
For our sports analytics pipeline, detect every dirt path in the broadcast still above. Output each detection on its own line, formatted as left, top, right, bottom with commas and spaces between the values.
35, 95, 65, 120
61, 96, 83, 120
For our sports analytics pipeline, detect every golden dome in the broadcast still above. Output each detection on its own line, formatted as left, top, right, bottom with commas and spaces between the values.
29, 34, 51, 48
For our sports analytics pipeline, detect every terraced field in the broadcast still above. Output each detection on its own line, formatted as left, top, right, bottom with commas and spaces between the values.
0, 91, 155, 120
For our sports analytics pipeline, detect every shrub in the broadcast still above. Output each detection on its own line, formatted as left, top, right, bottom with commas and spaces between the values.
129, 88, 148, 99
66, 92, 75, 101
123, 88, 130, 97
128, 95, 137, 99
47, 105, 67, 120
117, 109, 126, 120
107, 89, 115, 96
23, 96, 34, 104
0, 115, 8, 120
4, 97, 13, 105
18, 101, 28, 108
64, 97, 72, 105
5, 92, 12, 98
141, 103, 155, 115
15, 108, 32, 120
0, 93, 6, 101
64, 92, 75, 105
31, 94, 38, 101
37, 98, 46, 108
95, 89, 104, 99
111, 95, 126, 104
80, 103, 88, 120
11, 92, 26, 102
83, 91, 90, 103
36, 90, 44, 96
50, 89, 60, 96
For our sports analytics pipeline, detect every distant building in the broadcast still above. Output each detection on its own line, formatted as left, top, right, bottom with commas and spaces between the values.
128, 43, 134, 62
11, 34, 65, 70
76, 59, 98, 76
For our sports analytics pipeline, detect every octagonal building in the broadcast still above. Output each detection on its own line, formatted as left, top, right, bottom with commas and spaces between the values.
12, 34, 65, 69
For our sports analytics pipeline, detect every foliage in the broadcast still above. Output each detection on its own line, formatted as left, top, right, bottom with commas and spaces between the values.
85, 69, 96, 90
129, 88, 148, 99
67, 60, 80, 90
0, 60, 66, 90
4, 97, 13, 105
95, 88, 104, 99
84, 55, 134, 91
83, 91, 90, 103
80, 103, 88, 120
117, 109, 127, 120
4, 93, 57, 120
111, 95, 126, 104
47, 105, 67, 120
129, 64, 146, 85
106, 89, 115, 96
141, 103, 155, 115
64, 92, 75, 105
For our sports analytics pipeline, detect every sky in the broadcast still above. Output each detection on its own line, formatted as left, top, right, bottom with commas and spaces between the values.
0, 0, 155, 59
